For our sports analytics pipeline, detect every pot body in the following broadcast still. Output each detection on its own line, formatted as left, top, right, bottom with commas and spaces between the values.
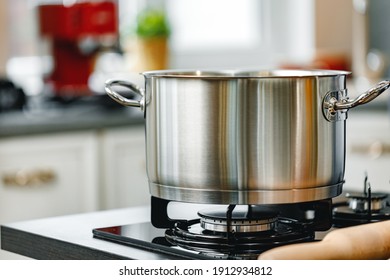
142, 70, 348, 204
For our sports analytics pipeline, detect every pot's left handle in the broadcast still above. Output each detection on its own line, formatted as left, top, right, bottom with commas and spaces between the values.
105, 79, 145, 111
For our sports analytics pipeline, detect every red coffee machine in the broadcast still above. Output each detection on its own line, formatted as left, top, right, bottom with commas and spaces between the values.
38, 1, 118, 96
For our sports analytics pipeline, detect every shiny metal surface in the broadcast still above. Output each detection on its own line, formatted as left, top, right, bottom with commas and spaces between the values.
200, 217, 276, 233
144, 70, 346, 204
323, 81, 390, 117
323, 80, 390, 122
348, 198, 387, 212
198, 205, 277, 233
333, 80, 390, 110
105, 80, 145, 110
346, 192, 388, 212
105, 70, 389, 205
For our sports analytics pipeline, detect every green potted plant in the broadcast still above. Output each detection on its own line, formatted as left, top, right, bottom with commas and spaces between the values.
133, 8, 170, 71
136, 9, 170, 38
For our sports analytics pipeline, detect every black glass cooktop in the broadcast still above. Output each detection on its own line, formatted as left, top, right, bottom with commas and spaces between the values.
93, 223, 213, 260
93, 219, 314, 260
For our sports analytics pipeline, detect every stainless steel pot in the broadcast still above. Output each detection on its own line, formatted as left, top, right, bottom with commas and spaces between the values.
105, 69, 390, 205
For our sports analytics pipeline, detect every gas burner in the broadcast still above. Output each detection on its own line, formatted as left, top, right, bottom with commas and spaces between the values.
346, 192, 388, 212
164, 205, 315, 259
198, 205, 278, 233
333, 176, 390, 227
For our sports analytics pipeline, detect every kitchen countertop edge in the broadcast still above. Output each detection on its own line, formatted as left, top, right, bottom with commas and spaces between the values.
0, 206, 187, 260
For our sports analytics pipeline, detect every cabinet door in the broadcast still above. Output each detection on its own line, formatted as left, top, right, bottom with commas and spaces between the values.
344, 112, 390, 192
0, 131, 98, 224
100, 126, 150, 209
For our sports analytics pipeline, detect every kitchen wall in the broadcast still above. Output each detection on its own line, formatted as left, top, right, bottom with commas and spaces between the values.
315, 0, 353, 57
0, 1, 8, 75
165, 0, 315, 69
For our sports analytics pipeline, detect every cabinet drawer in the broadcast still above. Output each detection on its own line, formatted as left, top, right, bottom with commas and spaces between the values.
0, 132, 98, 223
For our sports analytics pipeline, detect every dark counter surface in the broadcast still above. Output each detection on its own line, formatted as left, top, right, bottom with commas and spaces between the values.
0, 206, 182, 260
0, 97, 144, 137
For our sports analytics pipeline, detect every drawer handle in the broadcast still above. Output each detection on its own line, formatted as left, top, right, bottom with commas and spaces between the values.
2, 168, 56, 187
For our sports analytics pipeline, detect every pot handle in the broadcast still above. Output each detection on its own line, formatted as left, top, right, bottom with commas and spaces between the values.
323, 80, 390, 121
104, 79, 145, 111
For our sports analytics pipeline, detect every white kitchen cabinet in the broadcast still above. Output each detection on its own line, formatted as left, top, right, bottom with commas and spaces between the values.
0, 131, 99, 259
344, 111, 390, 193
0, 125, 150, 259
99, 125, 150, 209
0, 131, 99, 223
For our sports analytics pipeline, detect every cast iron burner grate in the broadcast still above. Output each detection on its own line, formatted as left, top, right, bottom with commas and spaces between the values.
155, 197, 331, 259
165, 216, 315, 259
93, 197, 332, 259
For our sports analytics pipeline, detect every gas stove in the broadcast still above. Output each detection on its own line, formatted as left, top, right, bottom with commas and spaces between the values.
93, 178, 390, 260
332, 177, 390, 227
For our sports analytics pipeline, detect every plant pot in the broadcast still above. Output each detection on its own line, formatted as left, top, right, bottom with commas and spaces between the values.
133, 37, 168, 71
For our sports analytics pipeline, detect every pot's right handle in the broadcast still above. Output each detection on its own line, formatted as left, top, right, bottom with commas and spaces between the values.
334, 80, 390, 110
323, 80, 390, 121
105, 79, 145, 111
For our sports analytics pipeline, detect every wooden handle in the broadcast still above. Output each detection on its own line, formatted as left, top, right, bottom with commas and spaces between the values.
258, 220, 390, 260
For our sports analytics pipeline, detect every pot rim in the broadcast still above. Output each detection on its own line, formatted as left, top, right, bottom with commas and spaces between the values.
142, 69, 351, 79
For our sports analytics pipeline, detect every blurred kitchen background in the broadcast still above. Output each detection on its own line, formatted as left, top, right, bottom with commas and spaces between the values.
0, 0, 389, 258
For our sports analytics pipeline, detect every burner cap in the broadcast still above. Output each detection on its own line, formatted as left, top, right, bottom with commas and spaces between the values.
198, 205, 278, 233
346, 192, 388, 212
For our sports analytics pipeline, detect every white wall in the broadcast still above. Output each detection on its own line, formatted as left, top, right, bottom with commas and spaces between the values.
314, 0, 353, 57
166, 0, 315, 69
